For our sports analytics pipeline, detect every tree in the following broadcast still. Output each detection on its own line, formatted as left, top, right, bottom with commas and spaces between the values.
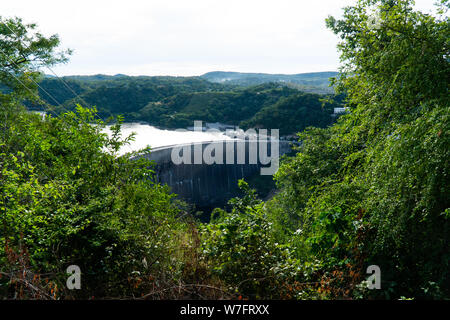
0, 17, 201, 300
271, 0, 449, 299
201, 180, 305, 299
0, 16, 71, 104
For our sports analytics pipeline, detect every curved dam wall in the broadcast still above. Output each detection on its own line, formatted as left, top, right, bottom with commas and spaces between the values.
138, 139, 293, 208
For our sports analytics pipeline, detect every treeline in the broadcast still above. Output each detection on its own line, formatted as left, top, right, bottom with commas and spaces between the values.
34, 76, 341, 135
201, 71, 338, 93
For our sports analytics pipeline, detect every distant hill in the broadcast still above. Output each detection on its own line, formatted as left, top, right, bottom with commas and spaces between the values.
59, 74, 129, 81
34, 75, 232, 115
201, 71, 338, 94
28, 73, 343, 135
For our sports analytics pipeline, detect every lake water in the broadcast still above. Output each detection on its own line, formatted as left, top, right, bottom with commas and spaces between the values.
103, 123, 232, 155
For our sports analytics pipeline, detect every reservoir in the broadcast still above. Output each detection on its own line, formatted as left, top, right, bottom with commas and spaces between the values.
103, 122, 232, 155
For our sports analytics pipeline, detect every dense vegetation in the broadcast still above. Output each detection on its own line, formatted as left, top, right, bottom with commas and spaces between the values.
264, 0, 449, 298
0, 107, 192, 298
1, 0, 449, 300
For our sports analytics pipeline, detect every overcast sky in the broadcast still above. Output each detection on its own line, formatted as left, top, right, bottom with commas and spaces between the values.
0, 0, 438, 76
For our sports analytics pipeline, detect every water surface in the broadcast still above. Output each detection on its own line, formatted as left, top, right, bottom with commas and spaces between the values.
103, 123, 231, 155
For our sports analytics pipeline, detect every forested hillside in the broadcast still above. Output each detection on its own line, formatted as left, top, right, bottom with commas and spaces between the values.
32, 75, 341, 135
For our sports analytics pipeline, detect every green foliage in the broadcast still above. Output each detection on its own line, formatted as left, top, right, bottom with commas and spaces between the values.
37, 76, 230, 118
240, 92, 337, 135
269, 0, 449, 299
0, 105, 187, 298
2, 0, 448, 300
201, 71, 338, 94
34, 77, 340, 135
201, 181, 307, 299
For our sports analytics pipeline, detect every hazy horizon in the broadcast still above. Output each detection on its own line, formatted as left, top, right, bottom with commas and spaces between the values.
47, 70, 339, 77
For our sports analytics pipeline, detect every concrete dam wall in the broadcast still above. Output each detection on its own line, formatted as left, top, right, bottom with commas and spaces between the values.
138, 139, 293, 208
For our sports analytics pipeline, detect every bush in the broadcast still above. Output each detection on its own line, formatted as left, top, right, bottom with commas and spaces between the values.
0, 105, 192, 298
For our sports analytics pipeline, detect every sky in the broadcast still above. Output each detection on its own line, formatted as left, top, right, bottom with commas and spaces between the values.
0, 0, 438, 76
